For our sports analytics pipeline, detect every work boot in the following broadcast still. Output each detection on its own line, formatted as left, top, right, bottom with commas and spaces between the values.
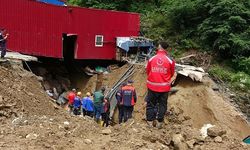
147, 121, 154, 128
156, 121, 164, 129
152, 120, 157, 127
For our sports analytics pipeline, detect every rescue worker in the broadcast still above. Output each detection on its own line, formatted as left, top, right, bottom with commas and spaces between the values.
115, 83, 126, 124
101, 97, 110, 127
0, 28, 9, 58
93, 87, 105, 123
73, 92, 82, 115
146, 41, 175, 129
82, 92, 94, 117
121, 80, 137, 123
67, 88, 76, 114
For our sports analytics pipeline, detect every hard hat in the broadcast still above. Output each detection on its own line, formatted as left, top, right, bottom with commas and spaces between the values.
77, 92, 82, 96
86, 92, 91, 96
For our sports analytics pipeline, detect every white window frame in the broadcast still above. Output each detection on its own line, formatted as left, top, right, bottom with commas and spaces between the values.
95, 35, 104, 47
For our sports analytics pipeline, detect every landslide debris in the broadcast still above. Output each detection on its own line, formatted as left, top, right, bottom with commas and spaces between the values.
0, 60, 249, 150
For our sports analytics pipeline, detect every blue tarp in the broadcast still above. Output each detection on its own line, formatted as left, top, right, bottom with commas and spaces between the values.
37, 0, 66, 6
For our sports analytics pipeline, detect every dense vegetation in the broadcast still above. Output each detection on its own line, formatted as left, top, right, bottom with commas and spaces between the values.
68, 0, 250, 89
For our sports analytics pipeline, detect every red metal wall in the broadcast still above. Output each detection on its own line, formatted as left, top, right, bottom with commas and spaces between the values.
0, 0, 140, 60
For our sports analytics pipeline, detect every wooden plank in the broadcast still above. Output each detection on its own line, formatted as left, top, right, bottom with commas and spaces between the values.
4, 52, 38, 62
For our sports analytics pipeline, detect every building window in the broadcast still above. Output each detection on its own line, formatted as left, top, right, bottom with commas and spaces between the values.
95, 35, 104, 47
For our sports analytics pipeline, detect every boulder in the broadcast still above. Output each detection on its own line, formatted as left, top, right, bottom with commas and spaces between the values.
172, 134, 188, 150
186, 139, 196, 149
101, 129, 112, 135
214, 136, 223, 143
207, 126, 226, 137
84, 139, 92, 144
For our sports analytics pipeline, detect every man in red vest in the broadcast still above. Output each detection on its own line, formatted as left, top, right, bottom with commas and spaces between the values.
146, 41, 175, 129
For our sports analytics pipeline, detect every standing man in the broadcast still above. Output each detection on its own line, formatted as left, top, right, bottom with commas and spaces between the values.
115, 83, 126, 124
67, 88, 76, 114
73, 92, 82, 115
93, 87, 105, 123
121, 80, 137, 123
0, 28, 9, 58
82, 92, 94, 117
146, 41, 175, 129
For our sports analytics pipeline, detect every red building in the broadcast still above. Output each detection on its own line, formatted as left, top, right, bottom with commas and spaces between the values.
0, 0, 140, 60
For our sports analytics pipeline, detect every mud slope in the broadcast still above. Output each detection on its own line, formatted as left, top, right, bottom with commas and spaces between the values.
170, 76, 250, 138
101, 64, 250, 139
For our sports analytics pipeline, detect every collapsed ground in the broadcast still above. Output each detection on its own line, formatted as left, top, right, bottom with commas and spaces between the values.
0, 59, 250, 150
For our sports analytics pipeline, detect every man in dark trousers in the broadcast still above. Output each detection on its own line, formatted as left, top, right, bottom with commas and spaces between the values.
121, 80, 137, 123
115, 83, 126, 124
93, 87, 105, 124
0, 28, 9, 58
146, 41, 175, 129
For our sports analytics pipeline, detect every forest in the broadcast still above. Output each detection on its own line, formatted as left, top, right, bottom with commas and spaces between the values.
68, 0, 250, 91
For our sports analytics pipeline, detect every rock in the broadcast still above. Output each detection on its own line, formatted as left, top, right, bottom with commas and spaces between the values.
132, 128, 139, 133
0, 95, 3, 103
172, 134, 188, 150
214, 136, 222, 143
101, 129, 112, 135
135, 142, 144, 147
229, 93, 236, 98
26, 133, 38, 140
186, 139, 195, 149
161, 144, 169, 150
64, 121, 70, 125
36, 76, 43, 82
207, 126, 226, 137
212, 86, 219, 91
63, 121, 70, 130
84, 139, 92, 144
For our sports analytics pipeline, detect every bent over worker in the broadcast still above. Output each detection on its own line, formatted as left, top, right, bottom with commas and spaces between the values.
146, 41, 175, 129
121, 80, 137, 123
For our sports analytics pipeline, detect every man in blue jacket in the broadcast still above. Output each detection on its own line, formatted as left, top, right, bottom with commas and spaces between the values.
73, 92, 82, 115
82, 92, 94, 117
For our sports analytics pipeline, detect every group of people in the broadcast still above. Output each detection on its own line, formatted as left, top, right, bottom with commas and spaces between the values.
65, 79, 138, 127
0, 28, 9, 58
66, 41, 175, 129
66, 87, 110, 127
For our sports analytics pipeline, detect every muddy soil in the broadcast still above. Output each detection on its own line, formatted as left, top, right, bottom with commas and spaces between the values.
0, 60, 249, 150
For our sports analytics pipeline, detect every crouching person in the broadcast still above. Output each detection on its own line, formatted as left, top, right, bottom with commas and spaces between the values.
82, 92, 94, 117
73, 92, 82, 115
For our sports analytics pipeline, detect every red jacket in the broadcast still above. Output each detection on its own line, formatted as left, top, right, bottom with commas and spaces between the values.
146, 49, 175, 92
68, 92, 76, 105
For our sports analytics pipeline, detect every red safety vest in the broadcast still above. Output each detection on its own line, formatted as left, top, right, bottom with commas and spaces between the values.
146, 49, 175, 92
